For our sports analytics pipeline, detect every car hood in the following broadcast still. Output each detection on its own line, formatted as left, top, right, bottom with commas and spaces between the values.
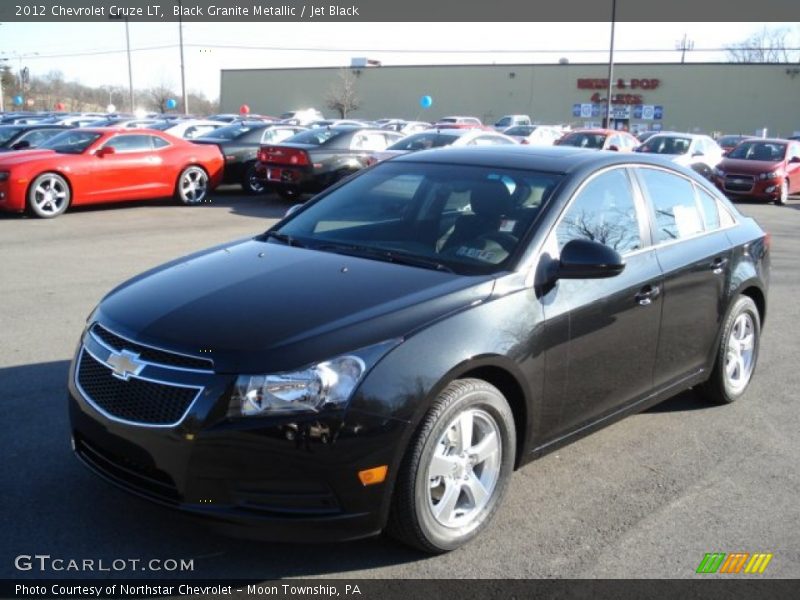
0, 148, 58, 166
718, 158, 782, 173
95, 239, 496, 373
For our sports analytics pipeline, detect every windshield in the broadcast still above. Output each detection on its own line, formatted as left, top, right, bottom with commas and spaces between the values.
559, 132, 607, 149
495, 118, 511, 127
638, 136, 692, 155
386, 132, 460, 151
284, 128, 348, 145
727, 141, 786, 161
39, 130, 102, 154
274, 162, 562, 275
0, 126, 24, 145
505, 126, 534, 136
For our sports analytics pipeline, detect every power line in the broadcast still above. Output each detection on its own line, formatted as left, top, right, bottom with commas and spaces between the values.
6, 44, 800, 60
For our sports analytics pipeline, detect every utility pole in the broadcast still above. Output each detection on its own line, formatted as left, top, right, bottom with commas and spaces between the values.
676, 33, 695, 64
125, 19, 134, 112
178, 0, 188, 114
604, 0, 616, 129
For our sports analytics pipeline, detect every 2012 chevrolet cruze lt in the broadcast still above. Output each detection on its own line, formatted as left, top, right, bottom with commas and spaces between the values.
68, 146, 769, 553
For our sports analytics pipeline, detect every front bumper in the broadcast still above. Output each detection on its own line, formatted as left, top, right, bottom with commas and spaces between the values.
67, 338, 408, 542
715, 175, 783, 201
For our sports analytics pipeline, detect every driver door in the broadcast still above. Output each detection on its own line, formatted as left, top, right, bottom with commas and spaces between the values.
538, 167, 663, 438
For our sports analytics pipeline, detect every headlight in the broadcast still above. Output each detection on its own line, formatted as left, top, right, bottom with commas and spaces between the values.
0, 172, 9, 182
231, 356, 365, 416
229, 339, 401, 417
759, 171, 781, 180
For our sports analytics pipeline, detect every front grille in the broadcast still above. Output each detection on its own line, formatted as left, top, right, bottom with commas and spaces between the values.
91, 324, 213, 371
77, 349, 199, 425
724, 174, 755, 193
74, 435, 180, 503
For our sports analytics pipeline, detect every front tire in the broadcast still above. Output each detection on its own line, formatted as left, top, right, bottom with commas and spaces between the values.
775, 179, 789, 205
28, 172, 70, 218
175, 166, 209, 205
700, 295, 761, 404
387, 379, 516, 553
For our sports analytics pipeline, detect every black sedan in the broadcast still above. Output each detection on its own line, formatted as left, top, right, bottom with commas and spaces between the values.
193, 121, 306, 193
254, 126, 404, 200
0, 124, 71, 152
68, 146, 769, 553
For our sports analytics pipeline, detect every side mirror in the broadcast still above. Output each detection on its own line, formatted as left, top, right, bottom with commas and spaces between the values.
607, 145, 619, 152
557, 239, 625, 279
96, 146, 115, 157
789, 156, 800, 164
11, 140, 31, 150
284, 204, 303, 218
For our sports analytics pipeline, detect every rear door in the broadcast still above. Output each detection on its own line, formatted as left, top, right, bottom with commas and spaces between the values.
633, 166, 734, 389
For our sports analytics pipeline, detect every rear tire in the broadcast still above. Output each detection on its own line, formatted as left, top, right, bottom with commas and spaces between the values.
699, 295, 761, 404
28, 172, 70, 218
175, 166, 209, 205
386, 379, 515, 553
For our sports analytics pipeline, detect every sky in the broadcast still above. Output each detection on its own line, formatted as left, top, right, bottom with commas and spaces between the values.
0, 21, 798, 102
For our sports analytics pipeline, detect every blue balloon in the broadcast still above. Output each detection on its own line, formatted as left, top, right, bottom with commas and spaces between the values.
13, 95, 23, 106
166, 98, 177, 110
419, 95, 433, 109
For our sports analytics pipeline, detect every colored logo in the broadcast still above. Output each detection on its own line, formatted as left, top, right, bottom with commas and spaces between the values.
696, 552, 773, 574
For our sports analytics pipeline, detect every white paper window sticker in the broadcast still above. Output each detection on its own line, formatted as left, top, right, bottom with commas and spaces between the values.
673, 204, 703, 238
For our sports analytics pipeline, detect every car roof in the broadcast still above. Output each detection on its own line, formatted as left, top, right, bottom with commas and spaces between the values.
391, 144, 684, 174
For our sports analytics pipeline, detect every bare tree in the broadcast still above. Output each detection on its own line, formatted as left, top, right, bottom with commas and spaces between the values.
725, 26, 797, 63
149, 84, 176, 113
325, 69, 361, 118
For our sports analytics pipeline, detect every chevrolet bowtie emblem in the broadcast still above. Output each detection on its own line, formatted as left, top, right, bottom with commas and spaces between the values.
106, 349, 145, 380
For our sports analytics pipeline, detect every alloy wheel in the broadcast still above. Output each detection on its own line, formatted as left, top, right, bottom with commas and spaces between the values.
724, 312, 756, 394
178, 167, 209, 204
426, 408, 501, 529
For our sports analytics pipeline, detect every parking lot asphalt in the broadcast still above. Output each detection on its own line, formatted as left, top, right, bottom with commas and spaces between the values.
2, 188, 799, 579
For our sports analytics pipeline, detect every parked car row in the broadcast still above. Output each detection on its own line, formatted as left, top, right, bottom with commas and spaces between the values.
1, 106, 797, 218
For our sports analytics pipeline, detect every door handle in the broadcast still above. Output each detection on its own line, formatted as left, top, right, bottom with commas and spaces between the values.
710, 256, 728, 274
635, 284, 660, 306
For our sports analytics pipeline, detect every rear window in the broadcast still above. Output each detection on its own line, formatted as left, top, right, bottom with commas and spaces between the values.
285, 128, 348, 146
559, 132, 607, 149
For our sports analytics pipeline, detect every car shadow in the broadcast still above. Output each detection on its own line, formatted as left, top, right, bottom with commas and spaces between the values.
1, 360, 426, 580
0, 186, 289, 221
644, 387, 713, 413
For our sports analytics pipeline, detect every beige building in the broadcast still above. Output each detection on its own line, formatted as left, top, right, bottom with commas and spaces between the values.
221, 63, 800, 137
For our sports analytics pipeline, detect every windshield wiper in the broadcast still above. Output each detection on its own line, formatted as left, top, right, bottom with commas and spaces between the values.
315, 243, 454, 273
263, 231, 305, 247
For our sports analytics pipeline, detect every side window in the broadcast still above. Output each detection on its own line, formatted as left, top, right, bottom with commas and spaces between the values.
638, 168, 703, 242
695, 185, 721, 230
607, 135, 621, 148
556, 169, 642, 254
103, 134, 153, 153
151, 136, 170, 149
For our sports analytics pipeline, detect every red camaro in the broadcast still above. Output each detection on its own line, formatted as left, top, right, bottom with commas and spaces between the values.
0, 128, 223, 218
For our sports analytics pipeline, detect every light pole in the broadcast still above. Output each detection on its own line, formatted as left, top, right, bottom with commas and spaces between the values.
110, 14, 135, 112
0, 57, 7, 112
604, 0, 617, 129
178, 0, 189, 114
124, 18, 134, 112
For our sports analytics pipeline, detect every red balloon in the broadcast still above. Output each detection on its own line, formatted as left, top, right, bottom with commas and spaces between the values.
239, 104, 250, 115
55, 102, 65, 111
